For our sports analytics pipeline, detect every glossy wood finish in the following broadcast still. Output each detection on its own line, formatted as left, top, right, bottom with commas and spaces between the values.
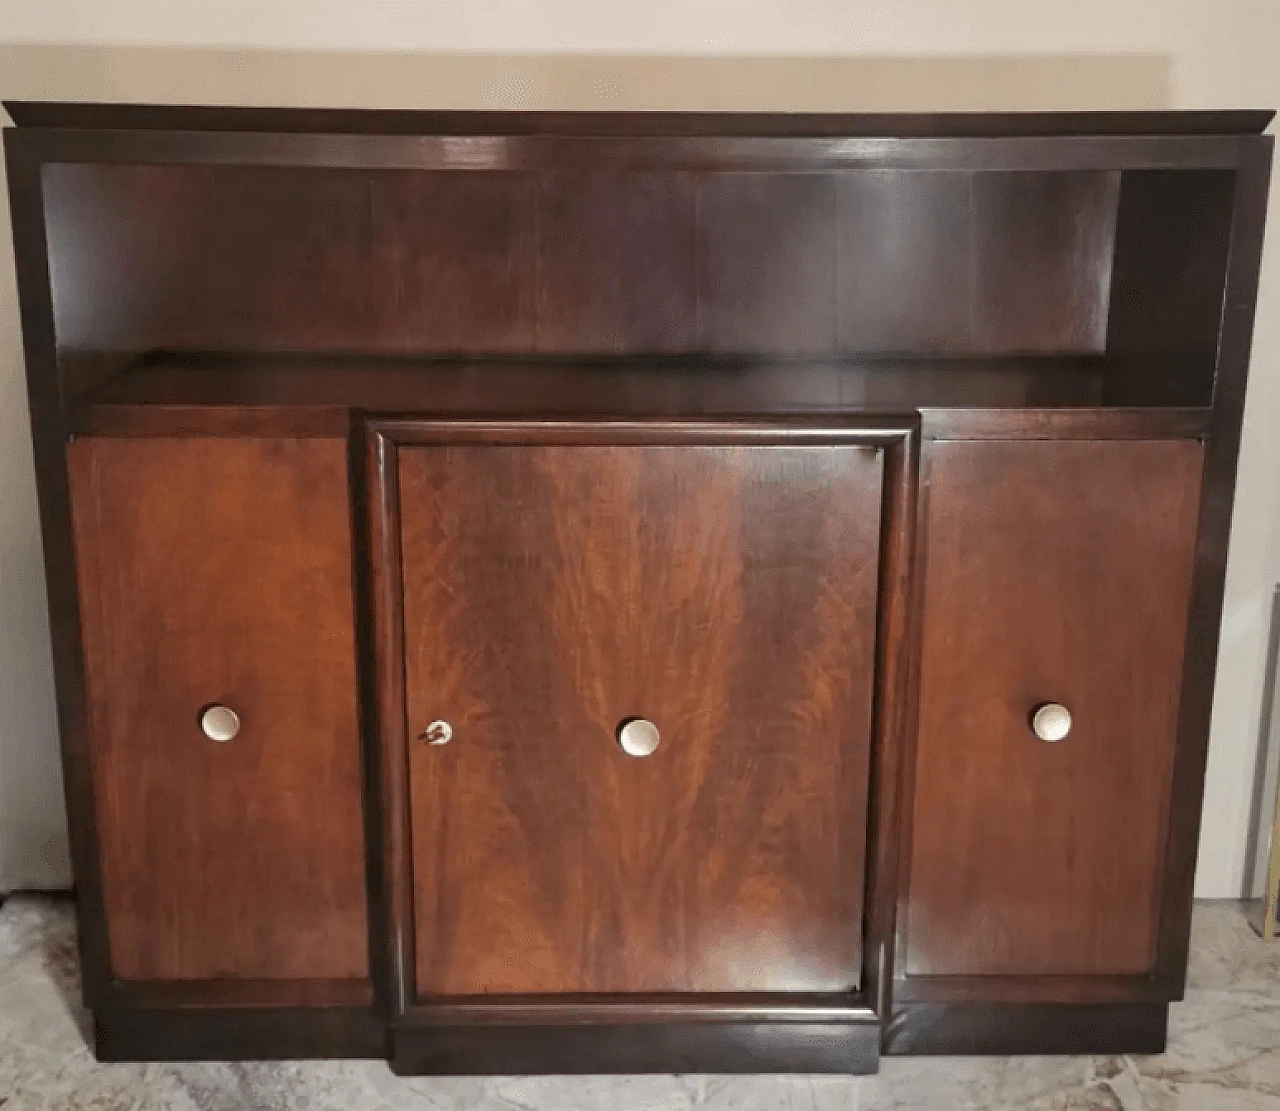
95, 1007, 386, 1061
904, 439, 1204, 981
840, 171, 1123, 357
8, 102, 1272, 136
971, 172, 1118, 353
72, 353, 1119, 437
918, 406, 1211, 441
10, 113, 1264, 194
892, 972, 1170, 1006
67, 438, 370, 986
698, 173, 840, 354
43, 164, 1121, 360
391, 1020, 880, 1075
71, 360, 1213, 447
1155, 140, 1274, 994
43, 165, 545, 355
5, 105, 1274, 1067
393, 995, 878, 1023
397, 442, 881, 995
105, 978, 373, 1010
1104, 171, 1236, 406
883, 1003, 1168, 1057
370, 172, 539, 353
367, 417, 918, 1055
5, 128, 131, 1016
838, 172, 972, 353
536, 173, 698, 353
71, 360, 1221, 446
859, 421, 924, 1022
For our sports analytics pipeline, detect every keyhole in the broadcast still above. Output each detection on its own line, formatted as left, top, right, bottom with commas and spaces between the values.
420, 720, 453, 746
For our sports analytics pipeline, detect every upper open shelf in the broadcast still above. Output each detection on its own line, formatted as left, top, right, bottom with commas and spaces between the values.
41, 149, 1237, 418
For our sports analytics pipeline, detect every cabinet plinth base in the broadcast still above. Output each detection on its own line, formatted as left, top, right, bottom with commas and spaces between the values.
883, 1003, 1168, 1057
89, 1003, 1172, 1066
391, 1021, 881, 1075
93, 1008, 386, 1062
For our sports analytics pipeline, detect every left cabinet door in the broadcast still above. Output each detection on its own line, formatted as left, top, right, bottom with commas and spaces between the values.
68, 437, 370, 986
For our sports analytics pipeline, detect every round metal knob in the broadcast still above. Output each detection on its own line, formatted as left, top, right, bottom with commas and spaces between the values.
618, 718, 660, 758
199, 705, 241, 743
420, 720, 453, 746
1031, 703, 1072, 743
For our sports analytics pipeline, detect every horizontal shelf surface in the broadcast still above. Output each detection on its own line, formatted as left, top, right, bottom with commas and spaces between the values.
71, 353, 1211, 440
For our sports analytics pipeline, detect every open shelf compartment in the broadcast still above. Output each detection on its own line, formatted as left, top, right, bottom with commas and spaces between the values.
45, 162, 1234, 425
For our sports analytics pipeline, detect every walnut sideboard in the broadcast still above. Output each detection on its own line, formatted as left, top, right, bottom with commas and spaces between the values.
4, 103, 1274, 1074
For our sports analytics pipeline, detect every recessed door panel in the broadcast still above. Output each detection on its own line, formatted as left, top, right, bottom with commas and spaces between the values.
396, 443, 884, 996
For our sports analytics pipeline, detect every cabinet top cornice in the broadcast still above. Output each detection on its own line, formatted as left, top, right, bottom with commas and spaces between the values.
3, 102, 1273, 137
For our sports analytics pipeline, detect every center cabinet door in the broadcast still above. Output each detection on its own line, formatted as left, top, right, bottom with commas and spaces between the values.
382, 431, 886, 999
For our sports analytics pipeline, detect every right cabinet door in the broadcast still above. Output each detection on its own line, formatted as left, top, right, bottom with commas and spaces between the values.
904, 438, 1204, 980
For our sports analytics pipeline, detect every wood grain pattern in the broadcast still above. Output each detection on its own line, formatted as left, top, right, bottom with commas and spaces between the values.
44, 164, 540, 355
73, 353, 1114, 439
68, 437, 369, 983
4, 127, 120, 1012
1154, 140, 1274, 993
972, 171, 1119, 354
883, 1002, 1168, 1056
17, 123, 1257, 182
7, 105, 1274, 1065
45, 164, 372, 353
1104, 170, 1235, 407
893, 971, 1170, 1005
44, 162, 1121, 363
94, 1007, 386, 1062
390, 1019, 879, 1075
838, 172, 974, 354
696, 174, 839, 354
918, 407, 1210, 441
535, 172, 697, 353
838, 170, 1118, 355
396, 443, 883, 995
367, 171, 538, 352
860, 427, 922, 1020
904, 439, 1204, 979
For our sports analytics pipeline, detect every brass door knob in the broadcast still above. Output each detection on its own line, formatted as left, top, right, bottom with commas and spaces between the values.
1030, 703, 1072, 743
199, 705, 241, 743
618, 718, 660, 758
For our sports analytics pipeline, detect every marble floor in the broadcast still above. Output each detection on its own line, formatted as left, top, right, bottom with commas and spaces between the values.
1, 896, 1278, 1109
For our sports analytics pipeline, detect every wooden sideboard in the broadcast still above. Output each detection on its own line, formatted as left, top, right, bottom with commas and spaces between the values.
4, 103, 1273, 1074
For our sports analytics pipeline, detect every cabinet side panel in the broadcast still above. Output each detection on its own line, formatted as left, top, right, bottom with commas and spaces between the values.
68, 437, 369, 983
1103, 169, 1236, 406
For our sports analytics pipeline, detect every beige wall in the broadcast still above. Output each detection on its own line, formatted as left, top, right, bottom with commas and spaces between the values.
0, 1, 1276, 897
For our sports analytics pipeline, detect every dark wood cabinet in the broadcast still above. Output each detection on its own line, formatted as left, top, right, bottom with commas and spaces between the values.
4, 102, 1273, 1073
